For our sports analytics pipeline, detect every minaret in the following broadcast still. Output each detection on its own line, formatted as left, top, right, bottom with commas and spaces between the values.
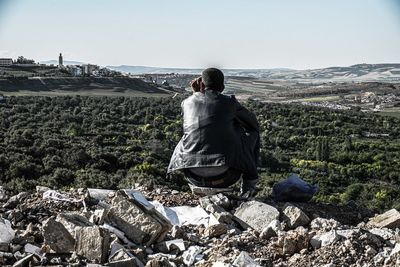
59, 53, 63, 67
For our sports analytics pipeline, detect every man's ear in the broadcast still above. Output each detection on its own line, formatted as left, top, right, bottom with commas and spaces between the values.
200, 81, 206, 90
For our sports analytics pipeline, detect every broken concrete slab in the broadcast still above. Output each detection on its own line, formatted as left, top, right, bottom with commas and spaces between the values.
368, 209, 400, 229
151, 200, 219, 227
75, 226, 110, 263
56, 212, 94, 238
234, 201, 280, 233
105, 190, 171, 246
42, 218, 75, 253
282, 203, 310, 229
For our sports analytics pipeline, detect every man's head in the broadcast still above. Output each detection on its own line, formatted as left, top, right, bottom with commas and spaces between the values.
201, 68, 225, 92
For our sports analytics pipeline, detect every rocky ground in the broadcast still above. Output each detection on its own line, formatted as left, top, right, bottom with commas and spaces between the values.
0, 185, 400, 267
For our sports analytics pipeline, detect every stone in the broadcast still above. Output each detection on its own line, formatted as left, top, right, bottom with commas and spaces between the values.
75, 226, 110, 263
105, 190, 171, 246
88, 188, 116, 201
336, 229, 359, 239
170, 225, 185, 239
42, 218, 75, 253
56, 213, 94, 238
260, 219, 281, 240
0, 218, 15, 244
311, 230, 341, 249
232, 251, 261, 267
36, 186, 51, 193
282, 204, 310, 229
107, 249, 144, 267
209, 194, 230, 209
369, 228, 396, 240
204, 224, 227, 238
368, 209, 400, 229
3, 192, 28, 209
234, 201, 280, 233
182, 246, 203, 266
0, 186, 8, 202
199, 196, 226, 214
156, 239, 185, 253
310, 218, 341, 230
282, 227, 310, 255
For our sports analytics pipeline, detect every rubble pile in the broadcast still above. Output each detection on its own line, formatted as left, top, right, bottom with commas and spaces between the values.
1, 185, 400, 266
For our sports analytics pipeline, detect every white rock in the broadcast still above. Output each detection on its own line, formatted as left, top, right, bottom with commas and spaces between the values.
232, 251, 261, 267
182, 246, 203, 266
311, 230, 341, 249
234, 201, 280, 233
0, 219, 14, 244
310, 218, 341, 230
368, 209, 400, 229
283, 204, 310, 229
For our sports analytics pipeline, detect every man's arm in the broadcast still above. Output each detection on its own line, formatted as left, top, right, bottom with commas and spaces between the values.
233, 97, 259, 132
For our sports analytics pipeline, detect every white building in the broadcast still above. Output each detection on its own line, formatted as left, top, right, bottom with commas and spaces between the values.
0, 58, 13, 66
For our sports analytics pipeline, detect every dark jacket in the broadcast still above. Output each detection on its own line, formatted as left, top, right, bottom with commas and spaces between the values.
167, 90, 259, 176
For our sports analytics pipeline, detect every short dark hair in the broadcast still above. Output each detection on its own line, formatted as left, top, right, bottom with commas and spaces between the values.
201, 68, 224, 92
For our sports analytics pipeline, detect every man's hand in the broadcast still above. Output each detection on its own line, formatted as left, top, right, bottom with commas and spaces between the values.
191, 76, 205, 93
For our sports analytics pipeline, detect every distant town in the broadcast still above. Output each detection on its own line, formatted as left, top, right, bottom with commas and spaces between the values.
0, 54, 123, 78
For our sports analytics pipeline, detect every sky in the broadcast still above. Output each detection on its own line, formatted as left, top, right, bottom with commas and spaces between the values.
0, 0, 399, 69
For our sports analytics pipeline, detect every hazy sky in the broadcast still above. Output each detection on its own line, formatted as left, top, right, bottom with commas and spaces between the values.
0, 0, 399, 69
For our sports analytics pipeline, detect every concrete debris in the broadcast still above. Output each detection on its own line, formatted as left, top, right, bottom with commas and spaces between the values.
105, 190, 171, 246
56, 212, 94, 238
232, 251, 261, 267
42, 218, 75, 253
182, 245, 203, 266
282, 203, 310, 229
367, 208, 400, 229
204, 223, 227, 238
75, 226, 110, 263
311, 230, 342, 249
1, 186, 399, 266
234, 201, 280, 233
88, 188, 116, 201
0, 218, 15, 244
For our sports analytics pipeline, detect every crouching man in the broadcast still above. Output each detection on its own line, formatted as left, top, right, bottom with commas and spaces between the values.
167, 68, 260, 197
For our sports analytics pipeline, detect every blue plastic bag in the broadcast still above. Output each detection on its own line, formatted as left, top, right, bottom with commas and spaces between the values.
272, 174, 319, 202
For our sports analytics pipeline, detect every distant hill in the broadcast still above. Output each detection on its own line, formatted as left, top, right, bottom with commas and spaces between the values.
108, 64, 400, 82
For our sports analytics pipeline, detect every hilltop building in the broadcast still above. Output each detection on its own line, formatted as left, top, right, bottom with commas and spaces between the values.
0, 58, 13, 66
59, 53, 63, 67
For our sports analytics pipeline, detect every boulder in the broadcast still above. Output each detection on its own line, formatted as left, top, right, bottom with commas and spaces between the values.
75, 226, 110, 263
145, 256, 174, 267
42, 218, 75, 253
56, 213, 94, 238
282, 203, 310, 229
234, 201, 280, 233
105, 190, 171, 246
368, 209, 400, 229
3, 192, 28, 209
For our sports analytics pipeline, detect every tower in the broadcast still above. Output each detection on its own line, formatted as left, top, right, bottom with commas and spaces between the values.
59, 53, 63, 67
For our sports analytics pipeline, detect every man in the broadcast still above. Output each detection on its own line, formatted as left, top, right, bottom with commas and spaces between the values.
167, 68, 260, 197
